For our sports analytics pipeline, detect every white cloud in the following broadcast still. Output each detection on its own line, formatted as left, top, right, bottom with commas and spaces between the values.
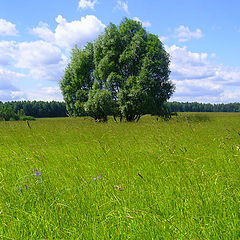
133, 17, 151, 28
0, 19, 18, 36
0, 90, 21, 101
115, 0, 129, 15
14, 40, 64, 68
32, 15, 105, 50
11, 40, 67, 81
219, 90, 240, 102
78, 0, 98, 10
159, 36, 169, 43
26, 86, 63, 101
166, 45, 240, 103
0, 13, 106, 101
42, 86, 61, 95
54, 15, 105, 49
210, 53, 216, 58
0, 67, 63, 101
31, 22, 55, 42
0, 67, 26, 101
174, 25, 203, 42
10, 91, 26, 99
0, 41, 15, 65
0, 39, 67, 85
0, 67, 24, 89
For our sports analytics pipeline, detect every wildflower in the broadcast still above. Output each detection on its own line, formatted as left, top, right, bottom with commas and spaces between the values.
36, 171, 40, 176
114, 185, 123, 191
99, 174, 102, 179
25, 185, 27, 190
93, 177, 96, 181
20, 188, 23, 193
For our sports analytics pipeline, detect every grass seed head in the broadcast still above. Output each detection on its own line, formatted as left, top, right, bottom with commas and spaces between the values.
114, 185, 123, 191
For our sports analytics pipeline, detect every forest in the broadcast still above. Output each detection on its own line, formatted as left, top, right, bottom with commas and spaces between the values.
0, 100, 239, 120
0, 101, 67, 120
166, 101, 240, 113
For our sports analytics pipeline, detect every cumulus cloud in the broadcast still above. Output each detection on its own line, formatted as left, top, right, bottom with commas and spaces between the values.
159, 36, 169, 43
174, 25, 203, 42
166, 45, 240, 103
0, 67, 24, 89
159, 25, 203, 43
0, 41, 16, 65
26, 86, 63, 101
0, 39, 67, 86
0, 14, 105, 101
10, 91, 25, 99
0, 19, 18, 36
32, 15, 105, 50
12, 40, 67, 81
133, 17, 151, 28
0, 90, 23, 102
78, 0, 98, 10
219, 90, 240, 102
1, 85, 63, 102
54, 15, 105, 49
0, 67, 26, 101
115, 0, 129, 15
167, 45, 211, 80
0, 13, 106, 101
31, 22, 55, 42
14, 40, 64, 68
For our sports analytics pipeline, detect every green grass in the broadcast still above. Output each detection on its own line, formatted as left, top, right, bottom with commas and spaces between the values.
0, 113, 240, 239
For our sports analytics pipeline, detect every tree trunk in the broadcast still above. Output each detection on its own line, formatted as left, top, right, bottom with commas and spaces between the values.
126, 115, 135, 122
136, 115, 141, 122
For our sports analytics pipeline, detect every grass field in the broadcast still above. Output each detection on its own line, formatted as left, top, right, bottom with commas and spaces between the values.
0, 113, 240, 239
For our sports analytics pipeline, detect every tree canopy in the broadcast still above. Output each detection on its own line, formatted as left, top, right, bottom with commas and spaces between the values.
0, 101, 67, 119
1, 100, 239, 121
60, 18, 175, 121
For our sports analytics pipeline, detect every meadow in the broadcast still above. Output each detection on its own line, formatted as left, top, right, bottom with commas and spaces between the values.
0, 113, 240, 239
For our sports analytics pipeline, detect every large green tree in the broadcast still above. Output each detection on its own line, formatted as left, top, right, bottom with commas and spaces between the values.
60, 18, 175, 121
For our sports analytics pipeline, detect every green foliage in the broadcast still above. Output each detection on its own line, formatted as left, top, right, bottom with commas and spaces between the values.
84, 83, 114, 122
19, 115, 36, 121
0, 105, 18, 121
1, 100, 239, 121
60, 44, 94, 117
60, 18, 174, 121
166, 101, 240, 112
0, 101, 67, 118
0, 105, 36, 121
1, 113, 240, 239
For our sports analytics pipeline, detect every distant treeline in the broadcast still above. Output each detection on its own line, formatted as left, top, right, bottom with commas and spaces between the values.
166, 102, 240, 113
0, 101, 239, 119
0, 101, 67, 118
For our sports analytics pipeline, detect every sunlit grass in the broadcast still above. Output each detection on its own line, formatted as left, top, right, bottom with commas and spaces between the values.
0, 113, 240, 239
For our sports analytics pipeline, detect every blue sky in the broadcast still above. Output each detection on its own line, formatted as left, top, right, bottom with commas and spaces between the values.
0, 0, 240, 103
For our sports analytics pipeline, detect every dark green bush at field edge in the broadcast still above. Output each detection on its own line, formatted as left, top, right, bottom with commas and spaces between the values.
0, 106, 35, 121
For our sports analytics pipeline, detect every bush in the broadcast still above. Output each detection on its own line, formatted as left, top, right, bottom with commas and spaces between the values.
19, 116, 36, 121
84, 86, 113, 122
0, 106, 35, 121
